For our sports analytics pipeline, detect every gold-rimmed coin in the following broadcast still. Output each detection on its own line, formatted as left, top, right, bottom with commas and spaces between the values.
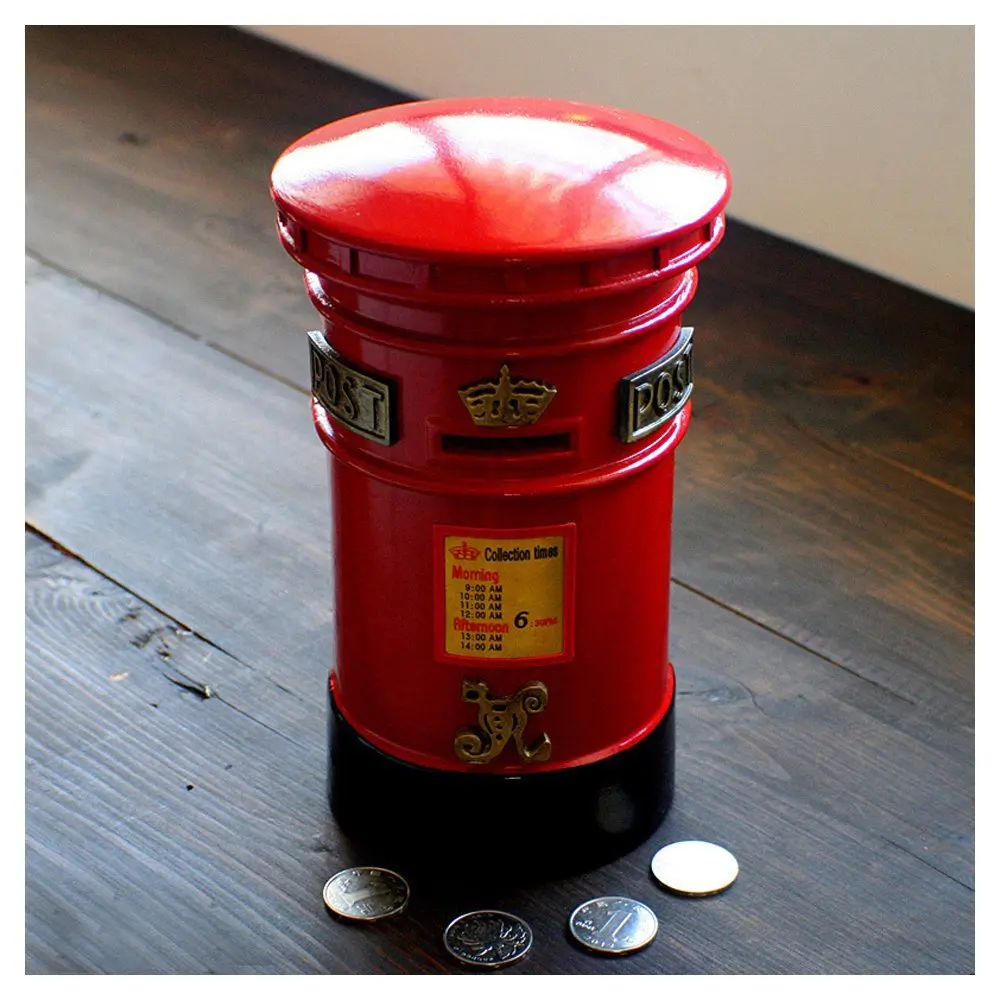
650, 840, 739, 896
322, 867, 409, 921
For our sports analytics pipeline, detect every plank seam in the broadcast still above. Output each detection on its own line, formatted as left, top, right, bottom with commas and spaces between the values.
781, 412, 973, 503
880, 837, 974, 892
25, 249, 311, 398
671, 576, 919, 706
26, 524, 311, 748
852, 447, 975, 502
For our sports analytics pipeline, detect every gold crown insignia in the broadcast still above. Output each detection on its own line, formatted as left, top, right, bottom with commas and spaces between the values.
458, 365, 557, 427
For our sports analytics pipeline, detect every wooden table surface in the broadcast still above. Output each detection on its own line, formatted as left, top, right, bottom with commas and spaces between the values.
25, 26, 974, 975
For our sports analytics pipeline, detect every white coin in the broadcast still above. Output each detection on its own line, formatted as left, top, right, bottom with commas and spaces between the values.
651, 840, 739, 896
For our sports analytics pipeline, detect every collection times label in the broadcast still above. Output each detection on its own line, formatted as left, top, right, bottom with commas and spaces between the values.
435, 525, 575, 663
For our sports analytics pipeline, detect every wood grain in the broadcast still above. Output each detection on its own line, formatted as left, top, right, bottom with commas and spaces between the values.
26, 532, 972, 974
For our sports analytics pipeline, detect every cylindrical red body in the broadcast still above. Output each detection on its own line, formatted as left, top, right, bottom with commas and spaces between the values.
272, 98, 729, 869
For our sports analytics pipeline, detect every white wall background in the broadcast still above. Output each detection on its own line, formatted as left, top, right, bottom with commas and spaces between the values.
246, 25, 974, 308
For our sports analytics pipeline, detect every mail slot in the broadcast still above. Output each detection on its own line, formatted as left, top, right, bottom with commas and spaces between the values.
271, 97, 730, 871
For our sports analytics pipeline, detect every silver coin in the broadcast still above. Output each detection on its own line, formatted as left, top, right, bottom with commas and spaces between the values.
443, 910, 533, 968
651, 840, 739, 896
569, 896, 658, 955
322, 866, 409, 921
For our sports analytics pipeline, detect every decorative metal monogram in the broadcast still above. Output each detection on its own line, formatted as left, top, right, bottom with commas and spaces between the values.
454, 680, 552, 764
618, 326, 694, 443
307, 330, 397, 445
458, 365, 557, 427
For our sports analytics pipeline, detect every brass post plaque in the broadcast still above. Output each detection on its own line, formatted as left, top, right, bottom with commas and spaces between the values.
618, 326, 694, 444
308, 330, 398, 445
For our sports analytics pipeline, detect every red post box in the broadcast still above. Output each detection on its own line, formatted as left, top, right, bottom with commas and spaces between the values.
271, 97, 729, 871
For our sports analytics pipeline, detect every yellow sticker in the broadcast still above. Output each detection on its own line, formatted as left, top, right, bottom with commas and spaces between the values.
436, 526, 575, 663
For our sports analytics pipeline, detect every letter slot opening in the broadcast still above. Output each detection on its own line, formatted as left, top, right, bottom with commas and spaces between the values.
440, 431, 573, 456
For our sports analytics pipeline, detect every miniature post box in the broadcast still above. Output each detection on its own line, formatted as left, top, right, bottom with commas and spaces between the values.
272, 98, 730, 870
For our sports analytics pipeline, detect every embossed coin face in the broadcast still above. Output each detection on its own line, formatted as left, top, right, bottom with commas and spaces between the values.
569, 896, 658, 955
322, 867, 409, 921
443, 910, 533, 968
651, 840, 740, 896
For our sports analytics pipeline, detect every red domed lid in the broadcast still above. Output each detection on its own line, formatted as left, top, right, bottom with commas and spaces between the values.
271, 97, 730, 266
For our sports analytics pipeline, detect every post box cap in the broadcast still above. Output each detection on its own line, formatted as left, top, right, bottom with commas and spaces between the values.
271, 97, 730, 279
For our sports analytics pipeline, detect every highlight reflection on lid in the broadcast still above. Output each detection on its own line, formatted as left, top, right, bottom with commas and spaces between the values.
271, 97, 731, 262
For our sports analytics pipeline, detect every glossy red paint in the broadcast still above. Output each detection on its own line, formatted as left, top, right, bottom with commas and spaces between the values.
271, 96, 730, 263
272, 97, 729, 775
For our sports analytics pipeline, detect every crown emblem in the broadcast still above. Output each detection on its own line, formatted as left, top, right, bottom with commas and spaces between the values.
449, 541, 481, 561
458, 365, 557, 427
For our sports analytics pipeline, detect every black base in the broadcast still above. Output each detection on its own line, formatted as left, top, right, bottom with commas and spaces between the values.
328, 692, 675, 877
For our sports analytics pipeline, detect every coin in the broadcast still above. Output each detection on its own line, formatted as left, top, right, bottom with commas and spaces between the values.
650, 839, 739, 896
568, 896, 658, 955
443, 910, 533, 968
322, 867, 409, 921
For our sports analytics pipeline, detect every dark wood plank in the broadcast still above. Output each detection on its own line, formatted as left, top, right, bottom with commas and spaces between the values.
26, 256, 972, 728
676, 386, 972, 725
26, 255, 329, 701
25, 24, 973, 495
26, 531, 972, 974
25, 25, 406, 390
691, 242, 974, 494
25, 532, 415, 975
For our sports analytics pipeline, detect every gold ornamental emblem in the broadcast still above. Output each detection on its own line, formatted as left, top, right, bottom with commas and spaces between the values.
458, 365, 557, 427
454, 680, 552, 765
